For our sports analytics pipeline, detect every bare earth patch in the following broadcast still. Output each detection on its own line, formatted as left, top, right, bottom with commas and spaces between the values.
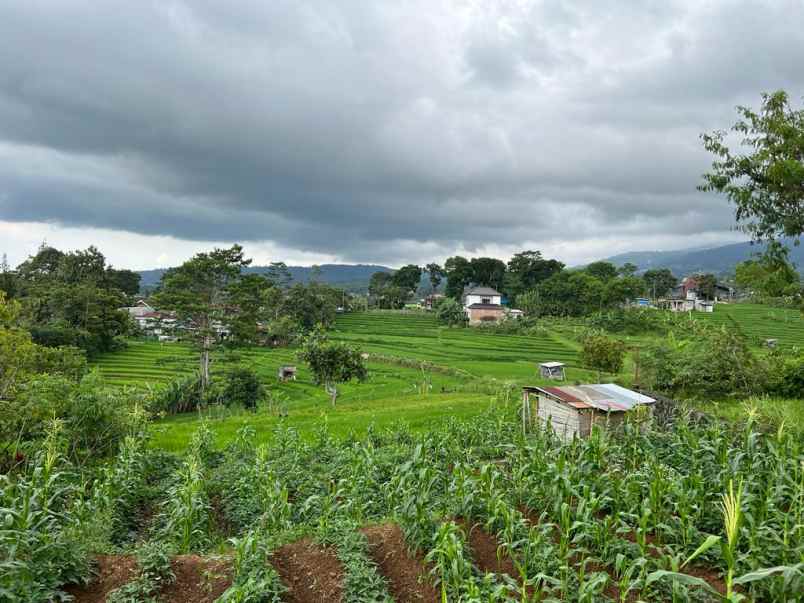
65, 555, 137, 603
160, 555, 233, 603
271, 538, 344, 603
362, 523, 439, 603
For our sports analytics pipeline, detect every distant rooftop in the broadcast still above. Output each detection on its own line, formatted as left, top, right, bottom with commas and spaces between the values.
465, 286, 502, 296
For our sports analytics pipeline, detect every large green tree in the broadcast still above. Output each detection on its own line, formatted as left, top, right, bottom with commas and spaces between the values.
469, 257, 507, 291
14, 245, 130, 355
700, 90, 804, 243
153, 245, 251, 390
585, 261, 618, 282
425, 263, 445, 293
505, 250, 564, 301
533, 271, 605, 316
444, 256, 472, 300
642, 268, 677, 299
735, 242, 800, 297
392, 264, 422, 293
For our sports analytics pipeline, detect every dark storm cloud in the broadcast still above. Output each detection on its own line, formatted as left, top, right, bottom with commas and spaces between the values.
1, 0, 803, 264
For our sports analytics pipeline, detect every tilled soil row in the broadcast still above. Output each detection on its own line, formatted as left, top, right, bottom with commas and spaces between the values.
66, 522, 440, 603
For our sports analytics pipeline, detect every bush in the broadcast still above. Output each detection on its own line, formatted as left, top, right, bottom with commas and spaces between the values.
580, 332, 626, 375
587, 308, 669, 335
149, 374, 204, 415
766, 352, 804, 397
1, 371, 146, 463
641, 327, 764, 398
434, 297, 467, 326
221, 367, 264, 410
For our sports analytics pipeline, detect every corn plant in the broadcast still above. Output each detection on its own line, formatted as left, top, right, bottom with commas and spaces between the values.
318, 521, 393, 603
217, 530, 286, 603
160, 454, 211, 553
0, 423, 92, 602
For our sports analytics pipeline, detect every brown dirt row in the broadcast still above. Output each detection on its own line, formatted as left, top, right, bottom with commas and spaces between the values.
66, 555, 233, 603
362, 523, 440, 603
271, 538, 344, 603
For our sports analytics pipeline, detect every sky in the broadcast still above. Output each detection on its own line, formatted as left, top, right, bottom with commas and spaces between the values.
1, 1, 803, 270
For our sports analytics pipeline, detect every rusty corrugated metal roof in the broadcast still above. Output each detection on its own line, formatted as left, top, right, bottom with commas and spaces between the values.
530, 384, 655, 412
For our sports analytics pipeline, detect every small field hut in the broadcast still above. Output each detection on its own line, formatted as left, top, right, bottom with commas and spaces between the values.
522, 383, 655, 440
539, 361, 566, 380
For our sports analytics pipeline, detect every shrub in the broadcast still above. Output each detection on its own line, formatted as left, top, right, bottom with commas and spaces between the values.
149, 374, 204, 415
641, 327, 764, 398
587, 308, 669, 335
1, 371, 145, 463
434, 297, 467, 326
221, 367, 264, 410
580, 332, 626, 376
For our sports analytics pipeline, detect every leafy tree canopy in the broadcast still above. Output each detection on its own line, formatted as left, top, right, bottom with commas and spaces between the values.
392, 264, 422, 292
297, 327, 367, 405
642, 268, 678, 298
505, 250, 564, 301
585, 261, 618, 282
700, 90, 804, 244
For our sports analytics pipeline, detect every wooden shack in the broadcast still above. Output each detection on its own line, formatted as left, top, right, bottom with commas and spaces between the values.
521, 383, 655, 440
539, 361, 566, 380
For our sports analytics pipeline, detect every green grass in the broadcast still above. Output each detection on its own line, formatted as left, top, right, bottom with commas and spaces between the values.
90, 312, 594, 451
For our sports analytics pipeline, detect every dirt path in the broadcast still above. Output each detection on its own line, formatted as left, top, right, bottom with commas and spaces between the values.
271, 538, 344, 603
363, 523, 439, 603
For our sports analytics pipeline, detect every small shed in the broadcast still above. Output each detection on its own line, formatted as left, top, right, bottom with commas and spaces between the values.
539, 361, 566, 380
522, 383, 655, 440
765, 338, 778, 349
278, 365, 297, 382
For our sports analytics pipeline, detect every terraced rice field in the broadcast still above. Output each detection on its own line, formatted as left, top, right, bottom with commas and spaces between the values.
91, 340, 196, 385
332, 311, 579, 380
90, 312, 588, 450
692, 302, 804, 349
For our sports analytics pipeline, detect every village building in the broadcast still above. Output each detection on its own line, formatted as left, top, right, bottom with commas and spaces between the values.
462, 286, 505, 324
660, 275, 734, 313
423, 293, 445, 310
521, 383, 655, 440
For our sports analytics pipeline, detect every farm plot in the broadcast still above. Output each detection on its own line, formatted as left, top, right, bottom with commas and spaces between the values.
693, 303, 804, 349
92, 313, 591, 450
333, 311, 579, 380
24, 405, 802, 602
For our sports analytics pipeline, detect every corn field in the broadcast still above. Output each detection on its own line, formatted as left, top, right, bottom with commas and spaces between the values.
1, 404, 802, 602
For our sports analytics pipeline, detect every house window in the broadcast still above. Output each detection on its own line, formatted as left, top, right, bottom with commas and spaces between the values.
481, 297, 491, 304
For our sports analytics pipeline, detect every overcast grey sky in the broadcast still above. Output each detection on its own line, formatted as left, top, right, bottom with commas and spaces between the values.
1, 0, 803, 269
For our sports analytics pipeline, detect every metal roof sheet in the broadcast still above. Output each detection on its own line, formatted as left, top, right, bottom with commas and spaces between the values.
540, 361, 565, 368
532, 383, 655, 412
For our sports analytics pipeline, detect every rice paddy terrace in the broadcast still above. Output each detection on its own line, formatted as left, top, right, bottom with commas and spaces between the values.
693, 302, 804, 349
332, 311, 579, 380
90, 312, 584, 450
92, 311, 580, 387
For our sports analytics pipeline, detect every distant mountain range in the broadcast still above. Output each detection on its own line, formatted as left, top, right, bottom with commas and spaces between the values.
138, 263, 392, 292
603, 239, 804, 276
137, 239, 804, 293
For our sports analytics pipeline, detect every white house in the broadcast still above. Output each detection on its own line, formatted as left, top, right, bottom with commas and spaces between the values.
464, 286, 502, 306
462, 286, 505, 324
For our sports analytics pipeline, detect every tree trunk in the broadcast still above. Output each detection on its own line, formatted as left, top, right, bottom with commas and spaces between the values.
200, 342, 211, 391
325, 382, 338, 406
